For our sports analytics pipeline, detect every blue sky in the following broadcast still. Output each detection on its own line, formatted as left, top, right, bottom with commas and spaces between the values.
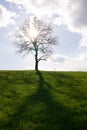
0, 0, 87, 71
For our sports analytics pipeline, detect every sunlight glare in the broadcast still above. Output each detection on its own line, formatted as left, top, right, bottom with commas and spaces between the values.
29, 23, 39, 42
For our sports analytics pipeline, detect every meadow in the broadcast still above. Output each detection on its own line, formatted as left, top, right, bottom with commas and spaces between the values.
0, 71, 87, 130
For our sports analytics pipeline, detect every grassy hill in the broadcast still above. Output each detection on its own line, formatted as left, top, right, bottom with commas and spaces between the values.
0, 71, 87, 130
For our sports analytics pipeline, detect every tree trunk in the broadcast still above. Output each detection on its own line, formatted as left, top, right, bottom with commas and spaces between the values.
35, 58, 38, 71
34, 45, 38, 71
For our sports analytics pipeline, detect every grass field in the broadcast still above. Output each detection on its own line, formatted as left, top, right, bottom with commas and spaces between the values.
0, 71, 87, 130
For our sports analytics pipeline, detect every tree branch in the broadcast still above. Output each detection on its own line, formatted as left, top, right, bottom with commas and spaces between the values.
38, 54, 50, 62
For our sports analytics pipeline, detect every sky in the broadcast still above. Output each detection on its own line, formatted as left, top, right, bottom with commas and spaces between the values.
0, 0, 87, 71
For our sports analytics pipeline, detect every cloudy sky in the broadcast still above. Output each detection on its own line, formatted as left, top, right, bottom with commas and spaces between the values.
0, 0, 87, 71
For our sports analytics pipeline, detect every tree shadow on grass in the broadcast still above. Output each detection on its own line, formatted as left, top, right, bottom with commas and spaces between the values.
0, 71, 86, 130
35, 71, 75, 130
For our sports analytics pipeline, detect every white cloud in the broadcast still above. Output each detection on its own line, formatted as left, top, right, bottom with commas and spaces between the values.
58, 0, 87, 47
46, 54, 87, 71
49, 54, 70, 63
2, 0, 87, 71
5, 0, 87, 47
79, 35, 87, 47
0, 5, 16, 27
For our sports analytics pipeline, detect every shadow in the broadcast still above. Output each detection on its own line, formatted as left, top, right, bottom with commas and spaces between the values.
35, 71, 76, 130
0, 71, 87, 130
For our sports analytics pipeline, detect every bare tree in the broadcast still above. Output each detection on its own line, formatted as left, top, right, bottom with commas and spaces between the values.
15, 17, 58, 71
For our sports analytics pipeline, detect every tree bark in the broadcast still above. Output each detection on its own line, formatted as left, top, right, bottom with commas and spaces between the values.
35, 45, 38, 71
35, 58, 38, 71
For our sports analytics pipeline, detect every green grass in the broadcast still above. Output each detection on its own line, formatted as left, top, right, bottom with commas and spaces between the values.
0, 70, 87, 130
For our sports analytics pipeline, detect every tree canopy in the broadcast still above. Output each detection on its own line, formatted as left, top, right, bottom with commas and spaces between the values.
15, 17, 58, 70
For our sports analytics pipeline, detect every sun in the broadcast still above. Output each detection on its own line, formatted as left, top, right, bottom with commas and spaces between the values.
29, 23, 39, 42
